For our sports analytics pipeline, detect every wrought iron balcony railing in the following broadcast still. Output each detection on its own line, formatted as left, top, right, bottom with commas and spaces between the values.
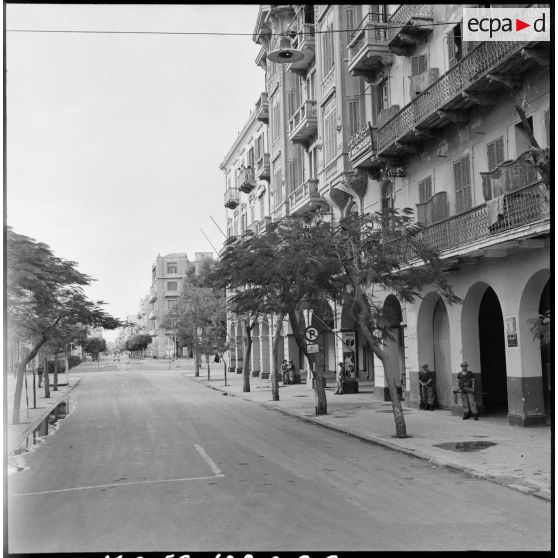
386, 4, 433, 54
411, 181, 549, 256
377, 40, 531, 154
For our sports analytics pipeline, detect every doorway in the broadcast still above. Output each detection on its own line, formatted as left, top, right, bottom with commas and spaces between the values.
478, 288, 508, 413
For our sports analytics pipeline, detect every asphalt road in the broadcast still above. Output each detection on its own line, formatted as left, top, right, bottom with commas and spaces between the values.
8, 369, 551, 553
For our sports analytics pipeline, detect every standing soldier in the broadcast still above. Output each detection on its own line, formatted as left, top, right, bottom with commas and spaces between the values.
418, 363, 435, 410
456, 361, 479, 420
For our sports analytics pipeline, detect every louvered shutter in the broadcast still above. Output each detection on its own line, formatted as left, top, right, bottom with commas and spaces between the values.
411, 54, 427, 76
454, 159, 463, 213
419, 176, 432, 203
345, 7, 354, 44
461, 155, 472, 211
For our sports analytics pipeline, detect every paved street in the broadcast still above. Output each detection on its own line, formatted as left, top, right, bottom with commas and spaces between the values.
8, 367, 551, 553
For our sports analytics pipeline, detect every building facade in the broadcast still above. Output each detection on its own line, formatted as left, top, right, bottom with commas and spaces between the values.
221, 4, 550, 425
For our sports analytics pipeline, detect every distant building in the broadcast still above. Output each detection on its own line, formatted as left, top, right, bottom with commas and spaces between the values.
145, 251, 214, 358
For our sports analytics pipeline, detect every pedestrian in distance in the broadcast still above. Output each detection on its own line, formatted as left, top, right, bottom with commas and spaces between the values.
335, 362, 345, 394
37, 365, 44, 388
281, 360, 289, 385
456, 361, 479, 420
418, 363, 435, 410
287, 360, 295, 384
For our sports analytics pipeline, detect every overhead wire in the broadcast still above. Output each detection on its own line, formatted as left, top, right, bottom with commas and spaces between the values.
6, 21, 462, 36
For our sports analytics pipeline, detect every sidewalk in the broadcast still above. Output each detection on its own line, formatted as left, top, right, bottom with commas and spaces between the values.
5, 372, 83, 456
187, 367, 552, 502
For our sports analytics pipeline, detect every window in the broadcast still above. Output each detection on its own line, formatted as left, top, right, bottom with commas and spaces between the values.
307, 72, 316, 101
255, 134, 264, 161
250, 202, 255, 223
271, 97, 281, 143
345, 7, 355, 44
167, 298, 178, 311
377, 79, 390, 113
247, 147, 255, 169
454, 155, 472, 213
447, 23, 463, 68
381, 180, 394, 227
347, 98, 361, 139
411, 54, 428, 76
166, 262, 178, 274
259, 194, 265, 217
487, 137, 505, 170
241, 212, 247, 234
418, 176, 433, 203
321, 23, 334, 75
323, 97, 337, 163
167, 281, 178, 291
273, 165, 282, 205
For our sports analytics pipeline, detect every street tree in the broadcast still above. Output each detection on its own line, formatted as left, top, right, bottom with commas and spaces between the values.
124, 334, 152, 356
7, 228, 121, 424
212, 210, 458, 436
212, 221, 339, 407
161, 261, 226, 377
84, 336, 107, 360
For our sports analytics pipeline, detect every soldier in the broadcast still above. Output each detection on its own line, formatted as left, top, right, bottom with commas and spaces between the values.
418, 363, 435, 410
457, 361, 479, 420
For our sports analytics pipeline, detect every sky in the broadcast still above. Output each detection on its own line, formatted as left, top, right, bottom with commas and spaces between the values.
6, 3, 264, 335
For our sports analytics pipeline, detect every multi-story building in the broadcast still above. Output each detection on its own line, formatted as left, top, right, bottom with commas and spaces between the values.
147, 252, 191, 357
221, 4, 550, 426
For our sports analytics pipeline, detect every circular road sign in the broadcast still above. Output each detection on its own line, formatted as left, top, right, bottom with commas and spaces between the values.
304, 326, 319, 342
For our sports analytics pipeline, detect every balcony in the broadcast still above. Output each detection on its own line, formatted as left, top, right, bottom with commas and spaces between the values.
288, 23, 316, 75
256, 152, 270, 180
407, 181, 549, 260
416, 191, 449, 226
288, 100, 318, 145
224, 187, 240, 209
148, 311, 156, 321
288, 179, 328, 217
386, 4, 434, 56
149, 291, 157, 304
256, 216, 271, 235
480, 151, 540, 201
255, 92, 269, 124
348, 125, 381, 170
347, 13, 393, 81
377, 40, 549, 157
409, 68, 439, 98
238, 167, 256, 194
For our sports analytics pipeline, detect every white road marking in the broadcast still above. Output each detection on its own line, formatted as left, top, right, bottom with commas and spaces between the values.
11, 474, 222, 497
194, 444, 224, 478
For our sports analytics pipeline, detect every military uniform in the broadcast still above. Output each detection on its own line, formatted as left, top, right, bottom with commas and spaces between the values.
457, 362, 478, 420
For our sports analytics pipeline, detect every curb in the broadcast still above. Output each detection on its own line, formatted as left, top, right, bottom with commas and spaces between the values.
189, 376, 551, 502
8, 377, 84, 455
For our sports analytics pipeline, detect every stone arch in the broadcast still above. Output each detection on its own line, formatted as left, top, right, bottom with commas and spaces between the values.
417, 292, 453, 408
382, 294, 405, 397
462, 282, 508, 414
518, 268, 551, 420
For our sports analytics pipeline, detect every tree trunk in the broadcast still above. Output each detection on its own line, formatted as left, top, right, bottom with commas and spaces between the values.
352, 293, 408, 437
53, 357, 59, 391
271, 313, 285, 401
44, 355, 50, 399
287, 308, 327, 414
12, 336, 47, 424
193, 332, 200, 377
242, 320, 253, 393
313, 358, 328, 415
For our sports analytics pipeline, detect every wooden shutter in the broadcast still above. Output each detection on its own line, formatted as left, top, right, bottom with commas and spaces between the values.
418, 176, 432, 203
455, 155, 472, 213
411, 54, 428, 76
345, 7, 354, 44
348, 99, 360, 138
487, 137, 504, 170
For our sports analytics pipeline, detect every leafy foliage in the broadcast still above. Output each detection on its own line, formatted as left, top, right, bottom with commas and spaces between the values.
124, 334, 152, 352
